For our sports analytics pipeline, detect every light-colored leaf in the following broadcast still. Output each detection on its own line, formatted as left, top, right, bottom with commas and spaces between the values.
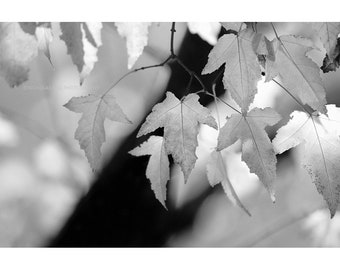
202, 28, 262, 113
0, 22, 38, 87
312, 22, 340, 60
220, 22, 245, 32
217, 107, 281, 199
35, 23, 53, 64
273, 105, 340, 217
187, 22, 221, 45
115, 22, 151, 69
129, 136, 169, 208
137, 92, 217, 182
60, 22, 102, 83
207, 150, 251, 215
19, 22, 53, 64
64, 94, 131, 171
265, 35, 327, 114
253, 33, 275, 59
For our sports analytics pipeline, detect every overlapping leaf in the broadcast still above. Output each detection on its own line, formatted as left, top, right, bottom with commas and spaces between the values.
0, 22, 38, 87
312, 22, 340, 61
220, 22, 245, 32
265, 35, 327, 114
115, 22, 151, 69
60, 22, 103, 83
273, 105, 340, 217
202, 28, 262, 113
129, 136, 170, 208
137, 92, 217, 182
64, 94, 131, 171
207, 150, 251, 215
19, 22, 53, 64
217, 108, 281, 199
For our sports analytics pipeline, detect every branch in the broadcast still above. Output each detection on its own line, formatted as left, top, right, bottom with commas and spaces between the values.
170, 22, 176, 57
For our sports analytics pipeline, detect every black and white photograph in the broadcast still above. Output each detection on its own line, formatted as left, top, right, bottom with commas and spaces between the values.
1, 0, 339, 268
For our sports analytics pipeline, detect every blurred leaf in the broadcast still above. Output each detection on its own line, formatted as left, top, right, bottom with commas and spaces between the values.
207, 150, 251, 215
0, 22, 38, 87
187, 22, 221, 45
60, 22, 103, 83
115, 22, 151, 69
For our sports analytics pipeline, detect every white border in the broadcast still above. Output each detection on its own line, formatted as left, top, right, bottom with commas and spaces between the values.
1, 248, 339, 270
1, 0, 340, 21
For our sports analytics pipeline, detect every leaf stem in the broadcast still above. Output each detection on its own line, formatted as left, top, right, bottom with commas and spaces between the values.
204, 92, 241, 114
272, 79, 313, 115
102, 55, 173, 97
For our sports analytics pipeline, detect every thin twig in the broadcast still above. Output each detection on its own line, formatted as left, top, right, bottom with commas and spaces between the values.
205, 92, 241, 114
102, 56, 172, 97
170, 22, 176, 57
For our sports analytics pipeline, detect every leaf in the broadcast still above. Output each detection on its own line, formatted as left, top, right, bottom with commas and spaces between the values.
0, 22, 38, 87
265, 35, 327, 114
187, 22, 221, 45
253, 33, 275, 59
115, 22, 151, 69
36, 23, 53, 64
129, 136, 170, 208
60, 22, 103, 83
207, 150, 251, 216
273, 105, 340, 218
220, 22, 245, 32
137, 92, 217, 182
202, 28, 262, 113
19, 22, 38, 35
321, 38, 340, 73
217, 107, 281, 200
19, 22, 53, 64
64, 94, 131, 171
312, 22, 340, 61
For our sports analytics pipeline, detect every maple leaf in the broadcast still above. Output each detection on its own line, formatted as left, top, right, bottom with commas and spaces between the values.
0, 22, 38, 87
202, 28, 262, 113
187, 22, 221, 45
265, 35, 327, 114
115, 22, 151, 69
312, 22, 340, 61
64, 94, 131, 171
129, 136, 170, 208
207, 150, 251, 216
273, 105, 340, 218
60, 22, 103, 83
217, 107, 281, 199
137, 92, 217, 182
